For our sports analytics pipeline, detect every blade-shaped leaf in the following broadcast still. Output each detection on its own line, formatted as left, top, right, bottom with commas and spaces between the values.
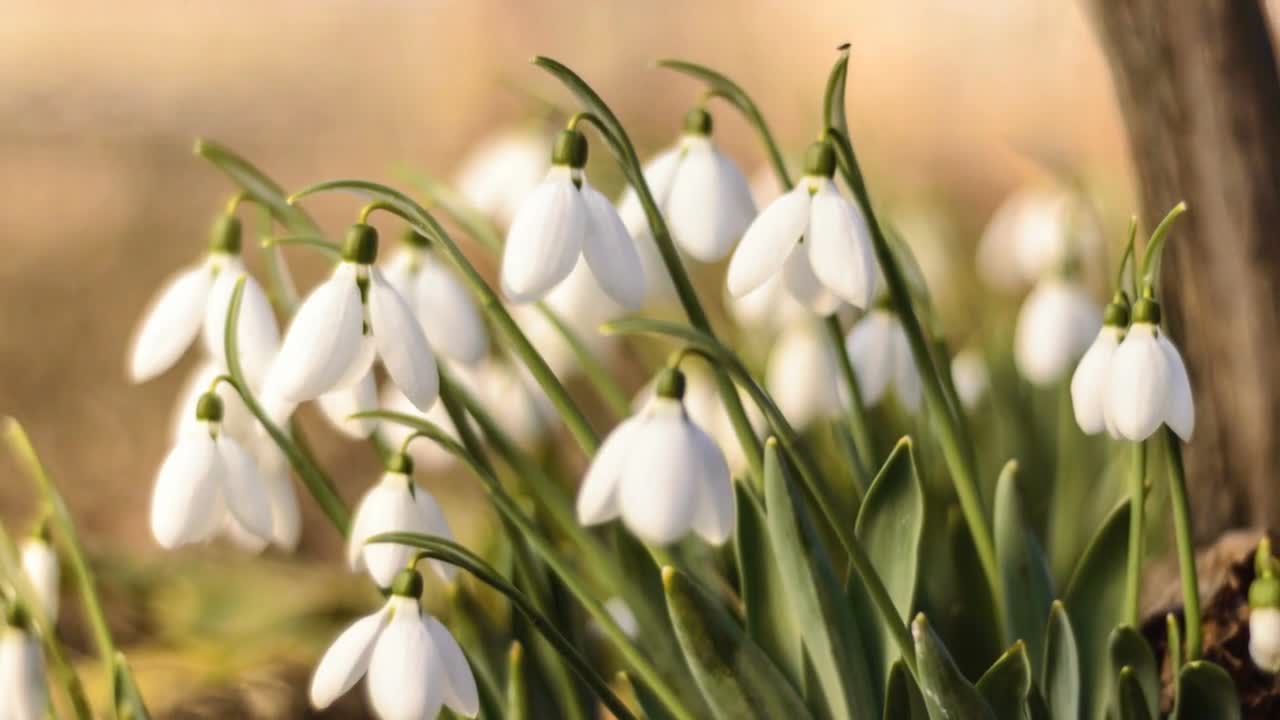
1170, 661, 1239, 720
1115, 668, 1152, 720
662, 566, 813, 720
976, 642, 1032, 720
193, 138, 321, 235
113, 653, 152, 720
913, 613, 997, 720
736, 483, 806, 692
1107, 627, 1158, 720
994, 461, 1054, 678
763, 439, 877, 718
1063, 501, 1129, 720
507, 642, 528, 720
1041, 601, 1079, 720
883, 659, 929, 720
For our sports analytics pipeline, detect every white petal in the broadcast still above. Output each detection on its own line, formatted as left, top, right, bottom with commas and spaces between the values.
767, 321, 840, 427
1160, 334, 1195, 441
890, 319, 922, 413
846, 311, 895, 406
128, 262, 215, 383
1250, 607, 1280, 673
348, 474, 430, 587
0, 628, 46, 720
688, 423, 735, 544
501, 170, 585, 303
414, 256, 489, 365
454, 130, 550, 226
726, 185, 811, 297
150, 431, 222, 548
782, 243, 843, 316
309, 608, 389, 709
217, 436, 274, 543
265, 263, 365, 403
618, 400, 700, 544
807, 184, 877, 308
1104, 324, 1170, 442
580, 179, 646, 311
369, 268, 440, 412
413, 488, 458, 583
577, 417, 640, 525
369, 600, 444, 720
951, 349, 989, 411
1070, 327, 1121, 434
19, 539, 59, 622
1013, 279, 1101, 386
254, 437, 301, 551
666, 139, 756, 262
204, 269, 280, 387
318, 372, 380, 439
426, 616, 480, 717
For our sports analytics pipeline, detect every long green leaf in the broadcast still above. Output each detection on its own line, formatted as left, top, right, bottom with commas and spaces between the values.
994, 461, 1054, 677
507, 642, 528, 720
1107, 627, 1158, 720
661, 566, 813, 720
976, 642, 1032, 720
763, 439, 877, 718
1115, 668, 1152, 720
112, 653, 152, 720
913, 614, 997, 720
1169, 661, 1239, 720
736, 483, 805, 692
1063, 501, 1130, 720
883, 660, 929, 720
1041, 601, 1079, 720
193, 138, 321, 235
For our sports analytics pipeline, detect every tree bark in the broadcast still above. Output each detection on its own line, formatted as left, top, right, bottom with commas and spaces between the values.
1086, 0, 1280, 541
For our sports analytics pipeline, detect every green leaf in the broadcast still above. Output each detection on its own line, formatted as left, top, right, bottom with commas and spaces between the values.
736, 483, 806, 693
1115, 668, 1152, 720
193, 138, 321, 235
1170, 661, 1239, 720
763, 439, 877, 718
1041, 601, 1080, 720
661, 566, 813, 720
976, 642, 1032, 720
507, 642, 528, 720
1107, 627, 1158, 720
883, 659, 929, 720
1137, 202, 1187, 290
822, 44, 850, 138
852, 437, 925, 684
994, 461, 1054, 678
1166, 614, 1182, 677
1063, 500, 1130, 720
112, 653, 152, 720
913, 613, 997, 720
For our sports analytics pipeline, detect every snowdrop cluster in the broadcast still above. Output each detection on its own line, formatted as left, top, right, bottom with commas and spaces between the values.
347, 452, 457, 589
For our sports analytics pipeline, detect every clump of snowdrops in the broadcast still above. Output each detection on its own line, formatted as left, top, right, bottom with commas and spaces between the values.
0, 47, 1263, 719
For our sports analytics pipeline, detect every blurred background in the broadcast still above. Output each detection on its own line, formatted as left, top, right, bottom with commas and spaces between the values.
2, 0, 1273, 716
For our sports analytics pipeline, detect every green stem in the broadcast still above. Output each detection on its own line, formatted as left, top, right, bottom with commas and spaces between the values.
1124, 441, 1146, 627
535, 305, 629, 418
1163, 428, 1200, 662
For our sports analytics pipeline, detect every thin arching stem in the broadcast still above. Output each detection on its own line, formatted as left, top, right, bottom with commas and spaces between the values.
1164, 429, 1201, 661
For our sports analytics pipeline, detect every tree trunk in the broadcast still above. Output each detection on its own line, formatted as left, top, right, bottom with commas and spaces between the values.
1086, 0, 1280, 541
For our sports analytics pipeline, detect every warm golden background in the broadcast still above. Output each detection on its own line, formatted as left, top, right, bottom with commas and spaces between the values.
0, 0, 1157, 715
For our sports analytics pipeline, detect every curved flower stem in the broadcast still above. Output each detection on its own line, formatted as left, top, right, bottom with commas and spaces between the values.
532, 55, 763, 481
1124, 440, 1147, 627
1138, 202, 1188, 292
1163, 428, 1201, 662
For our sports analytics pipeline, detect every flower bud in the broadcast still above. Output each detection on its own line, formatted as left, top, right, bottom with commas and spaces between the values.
1250, 538, 1280, 673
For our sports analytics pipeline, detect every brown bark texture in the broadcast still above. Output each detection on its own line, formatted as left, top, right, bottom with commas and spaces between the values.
1087, 0, 1280, 541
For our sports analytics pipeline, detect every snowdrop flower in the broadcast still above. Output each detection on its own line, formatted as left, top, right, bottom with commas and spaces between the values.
19, 534, 58, 622
766, 320, 842, 427
0, 607, 45, 720
150, 392, 274, 550
1069, 294, 1129, 435
1250, 539, 1280, 673
475, 359, 556, 450
1013, 278, 1101, 386
951, 347, 990, 412
577, 367, 735, 545
1103, 293, 1194, 442
511, 266, 620, 383
264, 223, 438, 412
634, 366, 764, 476
727, 140, 877, 314
382, 230, 489, 366
628, 108, 755, 262
310, 568, 478, 719
454, 129, 550, 227
171, 360, 255, 442
222, 432, 302, 553
500, 128, 645, 309
317, 371, 380, 440
347, 452, 456, 588
846, 309, 922, 413
977, 187, 1103, 292
128, 214, 279, 386
725, 271, 808, 333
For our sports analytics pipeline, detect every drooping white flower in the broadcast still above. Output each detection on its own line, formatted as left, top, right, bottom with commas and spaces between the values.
1013, 278, 1101, 386
317, 371, 380, 439
977, 187, 1103, 292
634, 365, 764, 476
1103, 297, 1194, 442
950, 348, 990, 412
500, 129, 644, 309
1070, 297, 1130, 435
19, 537, 58, 622
222, 430, 302, 553
264, 223, 438, 412
310, 569, 478, 719
1252, 607, 1280, 673
128, 214, 279, 385
150, 392, 274, 550
578, 368, 735, 545
0, 614, 46, 720
846, 309, 922, 413
474, 359, 556, 450
347, 453, 456, 588
725, 271, 808, 333
727, 141, 877, 314
511, 273, 619, 383
766, 320, 842, 427
171, 360, 256, 442
382, 233, 489, 366
454, 129, 551, 227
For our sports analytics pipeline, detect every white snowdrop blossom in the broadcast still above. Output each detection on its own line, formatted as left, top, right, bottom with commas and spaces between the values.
1013, 278, 1101, 386
977, 187, 1103, 292
171, 361, 256, 442
1252, 607, 1280, 673
727, 141, 876, 314
846, 309, 922, 413
725, 271, 808, 333
633, 366, 764, 476
220, 431, 302, 554
454, 129, 550, 227
128, 214, 279, 386
0, 614, 46, 720
310, 569, 478, 719
1102, 297, 1194, 442
766, 320, 842, 427
382, 232, 489, 365
19, 537, 59, 622
511, 277, 619, 383
150, 392, 274, 550
577, 368, 735, 545
951, 348, 990, 411
474, 359, 557, 450
1069, 297, 1129, 436
500, 128, 645, 309
347, 453, 456, 588
264, 223, 439, 412
317, 371, 380, 440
